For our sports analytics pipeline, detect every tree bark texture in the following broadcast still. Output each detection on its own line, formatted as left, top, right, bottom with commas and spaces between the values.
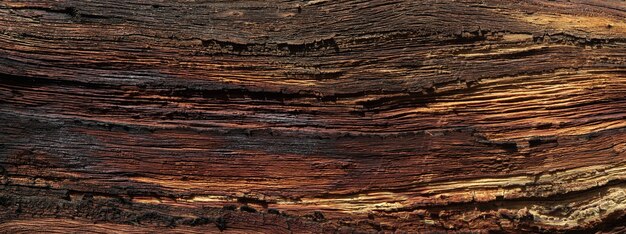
1, 0, 626, 233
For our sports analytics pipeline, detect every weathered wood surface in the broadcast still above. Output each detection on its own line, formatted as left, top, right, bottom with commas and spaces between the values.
1, 0, 625, 233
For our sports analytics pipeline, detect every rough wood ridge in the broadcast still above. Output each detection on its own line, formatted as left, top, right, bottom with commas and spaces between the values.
1, 0, 625, 233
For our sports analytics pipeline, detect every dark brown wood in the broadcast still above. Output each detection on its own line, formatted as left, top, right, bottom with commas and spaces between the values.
1, 0, 625, 233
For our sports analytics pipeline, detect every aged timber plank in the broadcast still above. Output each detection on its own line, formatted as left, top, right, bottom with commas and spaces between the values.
0, 0, 625, 233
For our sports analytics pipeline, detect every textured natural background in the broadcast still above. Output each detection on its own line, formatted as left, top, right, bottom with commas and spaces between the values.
1, 0, 625, 233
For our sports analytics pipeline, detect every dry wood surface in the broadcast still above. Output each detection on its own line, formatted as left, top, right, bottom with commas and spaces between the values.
1, 0, 626, 233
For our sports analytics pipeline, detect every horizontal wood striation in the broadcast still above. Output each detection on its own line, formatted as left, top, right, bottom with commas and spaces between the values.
1, 0, 625, 233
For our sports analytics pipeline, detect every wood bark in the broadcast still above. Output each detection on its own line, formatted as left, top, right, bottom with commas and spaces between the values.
1, 0, 626, 233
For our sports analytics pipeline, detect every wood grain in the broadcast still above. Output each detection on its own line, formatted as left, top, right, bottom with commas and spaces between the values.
1, 0, 625, 233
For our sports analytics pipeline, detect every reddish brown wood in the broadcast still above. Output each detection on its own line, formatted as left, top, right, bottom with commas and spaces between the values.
1, 0, 625, 233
